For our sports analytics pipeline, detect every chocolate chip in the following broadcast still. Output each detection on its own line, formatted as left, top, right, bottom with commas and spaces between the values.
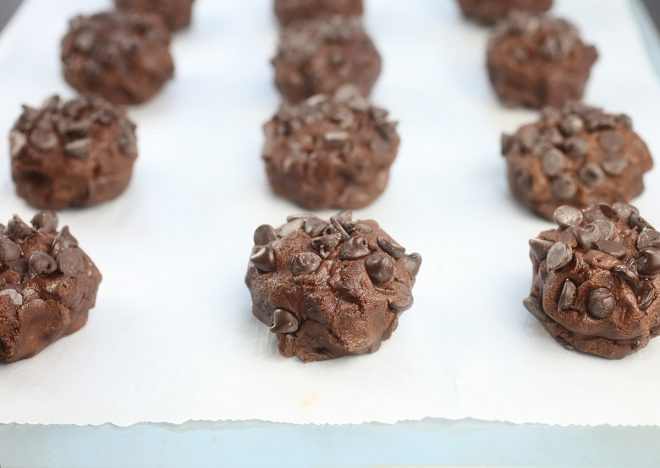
546, 242, 573, 270
6, 215, 33, 241
575, 223, 600, 249
330, 216, 350, 240
586, 288, 615, 319
551, 175, 577, 200
553, 205, 583, 228
529, 238, 554, 260
253, 224, 277, 245
250, 246, 276, 272
637, 248, 660, 277
516, 171, 532, 193
56, 248, 83, 277
0, 289, 22, 306
612, 202, 637, 221
270, 308, 299, 334
637, 228, 660, 250
31, 211, 58, 233
0, 238, 21, 262
324, 131, 349, 148
598, 130, 625, 153
563, 136, 588, 159
377, 237, 406, 259
636, 282, 655, 309
558, 279, 577, 310
594, 240, 627, 259
518, 126, 538, 151
593, 218, 614, 241
365, 253, 395, 285
64, 138, 91, 158
629, 212, 654, 232
28, 252, 57, 277
74, 30, 95, 52
602, 153, 628, 176
541, 127, 564, 145
388, 282, 413, 313
312, 233, 342, 258
615, 114, 633, 129
523, 296, 545, 321
278, 218, 304, 237
541, 107, 561, 121
586, 113, 617, 131
559, 114, 584, 135
541, 148, 566, 176
578, 163, 605, 188
291, 251, 322, 276
339, 237, 370, 260
402, 253, 422, 279
51, 226, 78, 256
9, 130, 27, 158
304, 218, 328, 237
29, 128, 58, 151
344, 222, 373, 235
334, 85, 369, 112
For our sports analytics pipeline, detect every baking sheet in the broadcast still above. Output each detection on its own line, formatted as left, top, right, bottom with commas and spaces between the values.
0, 0, 659, 427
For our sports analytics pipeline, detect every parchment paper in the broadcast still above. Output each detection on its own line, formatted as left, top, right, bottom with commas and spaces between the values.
0, 0, 659, 426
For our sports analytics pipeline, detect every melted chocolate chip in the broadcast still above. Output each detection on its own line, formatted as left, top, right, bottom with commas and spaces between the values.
602, 153, 628, 176
9, 130, 27, 158
612, 202, 637, 221
558, 279, 577, 310
339, 237, 370, 260
636, 282, 655, 310
518, 126, 538, 151
6, 216, 33, 241
31, 211, 58, 233
553, 205, 583, 228
613, 258, 640, 289
402, 253, 421, 279
64, 138, 92, 159
637, 228, 660, 250
377, 237, 405, 259
270, 308, 299, 334
636, 248, 660, 277
30, 128, 58, 151
541, 149, 566, 176
575, 223, 600, 249
56, 248, 83, 277
586, 288, 615, 319
365, 253, 394, 285
303, 218, 328, 237
563, 136, 588, 160
516, 171, 532, 193
551, 176, 577, 200
598, 130, 625, 153
253, 224, 277, 246
546, 242, 573, 270
388, 282, 413, 313
28, 252, 57, 277
594, 240, 627, 259
51, 226, 79, 256
529, 238, 554, 260
250, 246, 276, 273
312, 233, 342, 258
593, 218, 614, 241
523, 296, 545, 321
559, 114, 584, 135
0, 238, 21, 262
578, 163, 605, 188
291, 251, 322, 276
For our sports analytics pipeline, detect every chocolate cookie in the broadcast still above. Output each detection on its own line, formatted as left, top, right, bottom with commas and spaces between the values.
502, 102, 653, 220
486, 12, 597, 108
457, 0, 552, 25
272, 15, 381, 103
524, 203, 660, 359
61, 11, 174, 105
274, 0, 363, 27
114, 0, 195, 32
0, 212, 102, 363
10, 94, 138, 210
262, 85, 399, 210
245, 211, 421, 361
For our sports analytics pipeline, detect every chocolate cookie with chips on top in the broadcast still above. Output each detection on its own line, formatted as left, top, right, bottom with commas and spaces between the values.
115, 0, 195, 32
486, 12, 597, 108
245, 211, 421, 361
61, 11, 174, 105
262, 85, 399, 210
0, 212, 102, 363
272, 15, 381, 102
274, 0, 364, 27
9, 94, 138, 210
502, 102, 653, 220
525, 203, 660, 359
456, 0, 553, 26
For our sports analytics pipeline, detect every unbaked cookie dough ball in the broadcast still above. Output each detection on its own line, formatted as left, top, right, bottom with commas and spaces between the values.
245, 211, 421, 361
525, 203, 660, 359
61, 11, 174, 105
262, 85, 399, 210
486, 12, 597, 108
272, 15, 381, 103
10, 94, 138, 210
502, 102, 653, 220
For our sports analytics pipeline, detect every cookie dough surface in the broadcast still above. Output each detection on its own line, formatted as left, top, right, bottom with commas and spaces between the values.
10, 94, 138, 210
61, 11, 174, 105
502, 102, 653, 219
457, 0, 552, 25
115, 0, 195, 31
486, 12, 597, 108
0, 212, 102, 363
525, 203, 660, 359
274, 0, 363, 27
245, 211, 421, 361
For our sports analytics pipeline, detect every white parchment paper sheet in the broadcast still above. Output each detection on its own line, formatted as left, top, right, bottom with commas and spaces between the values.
0, 0, 658, 426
